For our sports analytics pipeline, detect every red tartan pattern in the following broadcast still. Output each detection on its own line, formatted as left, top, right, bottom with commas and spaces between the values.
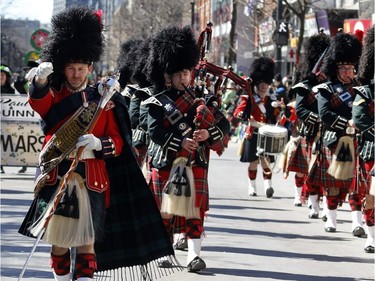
286, 137, 311, 174
150, 165, 209, 213
318, 145, 354, 189
352, 159, 374, 195
133, 145, 147, 167
306, 91, 317, 105
330, 93, 343, 108
196, 104, 229, 154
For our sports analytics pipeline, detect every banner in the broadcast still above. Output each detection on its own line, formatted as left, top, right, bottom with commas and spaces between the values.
1, 95, 44, 167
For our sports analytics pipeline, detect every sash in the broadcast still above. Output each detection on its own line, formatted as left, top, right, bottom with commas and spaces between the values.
41, 88, 98, 134
330, 82, 355, 108
158, 94, 193, 137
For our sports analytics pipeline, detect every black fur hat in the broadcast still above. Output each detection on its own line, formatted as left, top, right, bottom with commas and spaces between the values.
299, 32, 331, 80
320, 31, 362, 81
147, 25, 199, 91
41, 6, 104, 88
117, 39, 142, 89
356, 26, 374, 85
248, 57, 275, 86
131, 38, 152, 88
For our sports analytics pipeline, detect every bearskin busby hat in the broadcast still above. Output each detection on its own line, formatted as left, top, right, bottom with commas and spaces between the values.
147, 25, 200, 90
117, 39, 142, 89
320, 31, 362, 80
41, 6, 104, 88
299, 32, 331, 80
356, 26, 374, 85
131, 38, 152, 88
248, 57, 275, 86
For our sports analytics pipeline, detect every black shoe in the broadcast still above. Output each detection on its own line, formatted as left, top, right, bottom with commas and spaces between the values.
18, 166, 27, 173
364, 245, 374, 253
249, 192, 257, 196
157, 260, 173, 268
325, 226, 336, 233
173, 237, 187, 250
352, 226, 365, 237
187, 256, 206, 272
309, 213, 319, 219
294, 202, 302, 207
322, 215, 327, 222
266, 187, 274, 198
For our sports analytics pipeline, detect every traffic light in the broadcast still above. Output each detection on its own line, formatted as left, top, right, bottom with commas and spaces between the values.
276, 21, 289, 46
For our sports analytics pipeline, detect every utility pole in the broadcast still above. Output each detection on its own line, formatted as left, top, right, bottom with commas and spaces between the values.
191, 1, 195, 29
276, 0, 283, 74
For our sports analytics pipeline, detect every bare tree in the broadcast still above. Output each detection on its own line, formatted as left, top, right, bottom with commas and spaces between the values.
105, 0, 190, 71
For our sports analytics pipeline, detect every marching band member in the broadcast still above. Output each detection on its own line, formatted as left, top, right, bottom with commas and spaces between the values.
18, 7, 175, 280
234, 57, 288, 198
144, 25, 230, 272
117, 38, 141, 108
315, 30, 362, 233
352, 26, 374, 253
289, 31, 330, 214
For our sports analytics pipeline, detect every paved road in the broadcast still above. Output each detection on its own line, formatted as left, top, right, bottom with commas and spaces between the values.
1, 140, 374, 280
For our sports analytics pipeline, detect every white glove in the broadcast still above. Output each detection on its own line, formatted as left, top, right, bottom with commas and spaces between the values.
36, 62, 54, 80
25, 67, 38, 81
98, 77, 120, 95
76, 134, 102, 151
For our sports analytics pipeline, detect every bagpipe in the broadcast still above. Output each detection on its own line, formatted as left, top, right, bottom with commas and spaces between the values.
190, 22, 255, 155
193, 22, 254, 108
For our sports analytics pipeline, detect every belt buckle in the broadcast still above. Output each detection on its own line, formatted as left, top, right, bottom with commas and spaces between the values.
167, 110, 183, 125
346, 127, 355, 135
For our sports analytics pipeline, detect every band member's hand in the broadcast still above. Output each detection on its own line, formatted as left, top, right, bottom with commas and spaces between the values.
25, 67, 38, 81
193, 129, 209, 142
182, 137, 198, 153
36, 62, 54, 80
237, 111, 244, 118
76, 134, 102, 151
98, 77, 120, 95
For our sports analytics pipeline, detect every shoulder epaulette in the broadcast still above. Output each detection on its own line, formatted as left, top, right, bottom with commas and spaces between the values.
292, 82, 309, 90
313, 82, 333, 94
141, 96, 162, 106
353, 85, 374, 101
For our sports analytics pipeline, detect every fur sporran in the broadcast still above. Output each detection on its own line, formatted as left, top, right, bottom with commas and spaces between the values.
161, 157, 200, 219
30, 172, 95, 247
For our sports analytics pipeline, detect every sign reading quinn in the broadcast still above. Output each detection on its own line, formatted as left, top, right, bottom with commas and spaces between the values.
1, 95, 44, 166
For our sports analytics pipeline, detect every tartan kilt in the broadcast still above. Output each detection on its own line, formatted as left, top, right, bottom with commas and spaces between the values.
150, 165, 209, 213
315, 145, 353, 189
285, 137, 310, 174
352, 159, 374, 195
133, 145, 147, 168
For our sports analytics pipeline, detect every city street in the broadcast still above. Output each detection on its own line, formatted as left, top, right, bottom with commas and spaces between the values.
1, 140, 374, 281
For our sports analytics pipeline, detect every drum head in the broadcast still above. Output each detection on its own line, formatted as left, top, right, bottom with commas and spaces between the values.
259, 124, 288, 137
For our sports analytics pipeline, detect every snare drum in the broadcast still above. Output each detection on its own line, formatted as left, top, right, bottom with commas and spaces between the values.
257, 125, 288, 155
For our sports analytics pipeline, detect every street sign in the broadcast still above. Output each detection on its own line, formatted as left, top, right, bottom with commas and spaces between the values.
30, 29, 49, 51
